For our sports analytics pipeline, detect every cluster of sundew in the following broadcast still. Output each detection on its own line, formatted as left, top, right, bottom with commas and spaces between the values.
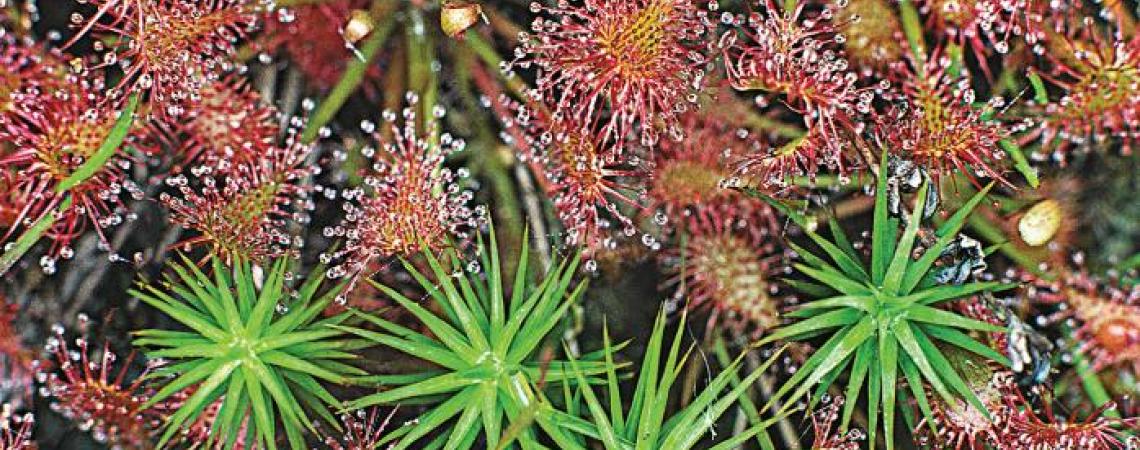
659, 203, 784, 335
65, 0, 258, 118
997, 384, 1140, 450
916, 350, 1012, 449
1026, 17, 1140, 158
144, 77, 279, 169
916, 369, 1140, 450
646, 110, 768, 230
720, 0, 878, 177
155, 80, 315, 264
515, 0, 715, 151
644, 110, 790, 332
0, 403, 34, 450
876, 53, 1011, 185
1024, 269, 1140, 373
0, 0, 1135, 446
496, 95, 645, 254
915, 0, 1050, 75
257, 0, 382, 94
0, 33, 65, 115
35, 319, 165, 448
322, 98, 482, 288
159, 131, 316, 263
914, 353, 1140, 450
500, 0, 1138, 262
809, 396, 865, 449
0, 70, 145, 269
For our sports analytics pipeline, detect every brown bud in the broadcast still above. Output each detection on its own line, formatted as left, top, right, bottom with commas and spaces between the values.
441, 1, 484, 39
343, 9, 374, 45
1018, 199, 1062, 247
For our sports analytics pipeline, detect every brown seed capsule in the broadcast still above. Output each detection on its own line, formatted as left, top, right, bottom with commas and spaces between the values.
1018, 199, 1062, 247
343, 9, 374, 45
441, 1, 484, 39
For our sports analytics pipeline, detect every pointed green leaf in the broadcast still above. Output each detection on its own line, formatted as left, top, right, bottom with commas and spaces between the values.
795, 263, 873, 296
908, 304, 1005, 333
901, 183, 995, 294
841, 340, 874, 431
872, 151, 892, 283
883, 182, 929, 295
920, 323, 1010, 366
901, 355, 938, 434
760, 308, 862, 345
879, 332, 900, 450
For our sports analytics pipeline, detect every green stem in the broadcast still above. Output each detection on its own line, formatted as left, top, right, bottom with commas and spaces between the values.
0, 197, 73, 276
1071, 330, 1121, 419
1027, 71, 1049, 105
406, 7, 439, 130
898, 0, 927, 68
465, 33, 529, 99
58, 94, 139, 193
788, 174, 871, 189
999, 140, 1040, 188
300, 7, 397, 144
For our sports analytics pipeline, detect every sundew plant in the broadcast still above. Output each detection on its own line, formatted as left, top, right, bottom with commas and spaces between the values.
0, 0, 1138, 449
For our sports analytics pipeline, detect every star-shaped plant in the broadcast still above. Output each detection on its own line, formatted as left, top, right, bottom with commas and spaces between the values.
544, 309, 789, 449
131, 256, 362, 449
337, 228, 611, 448
756, 156, 1015, 450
